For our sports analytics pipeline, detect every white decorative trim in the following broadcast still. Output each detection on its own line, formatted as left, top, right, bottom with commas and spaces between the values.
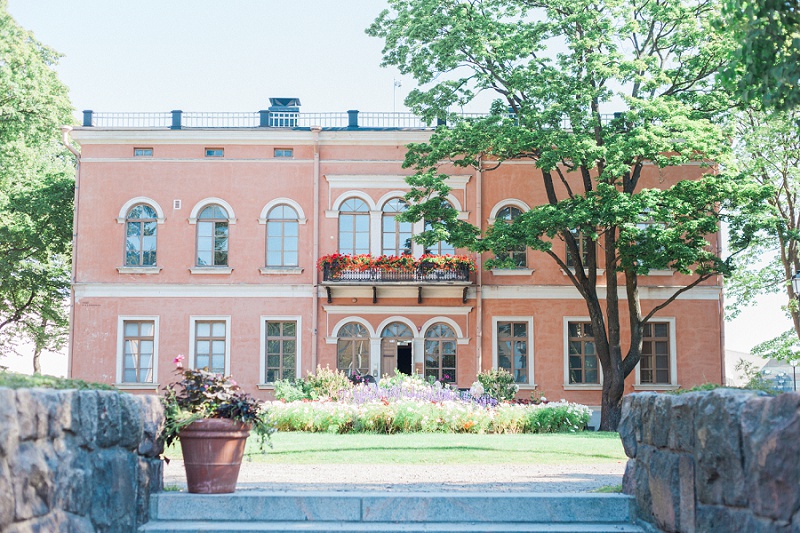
189, 315, 231, 375
188, 197, 237, 224
633, 384, 681, 391
563, 316, 603, 388
419, 317, 465, 340
74, 283, 314, 299
481, 285, 722, 300
330, 191, 377, 212
375, 316, 419, 337
258, 198, 307, 225
634, 317, 679, 388
323, 305, 473, 316
491, 269, 535, 276
115, 383, 159, 391
492, 316, 534, 385
562, 268, 605, 276
116, 197, 166, 224
487, 199, 531, 224
259, 267, 304, 275
189, 267, 233, 275
377, 191, 412, 210
325, 174, 471, 190
645, 270, 675, 277
257, 384, 275, 390
117, 266, 162, 275
259, 315, 302, 385
330, 316, 377, 339
116, 315, 159, 385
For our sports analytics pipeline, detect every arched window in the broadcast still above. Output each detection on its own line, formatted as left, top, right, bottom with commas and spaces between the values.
266, 205, 299, 267
338, 198, 370, 255
380, 321, 414, 376
337, 322, 370, 376
495, 206, 526, 268
197, 204, 229, 267
424, 200, 456, 256
382, 198, 412, 256
125, 204, 158, 266
424, 323, 457, 383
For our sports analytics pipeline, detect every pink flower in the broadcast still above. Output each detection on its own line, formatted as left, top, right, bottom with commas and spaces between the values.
173, 354, 185, 367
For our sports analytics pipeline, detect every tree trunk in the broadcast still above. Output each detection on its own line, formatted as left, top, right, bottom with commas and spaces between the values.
33, 344, 42, 375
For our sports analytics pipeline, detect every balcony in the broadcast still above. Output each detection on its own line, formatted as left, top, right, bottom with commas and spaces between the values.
319, 254, 474, 304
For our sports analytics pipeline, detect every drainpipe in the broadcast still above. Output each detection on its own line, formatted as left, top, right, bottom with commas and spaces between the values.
311, 126, 322, 371
718, 230, 726, 385
61, 126, 81, 378
476, 157, 483, 374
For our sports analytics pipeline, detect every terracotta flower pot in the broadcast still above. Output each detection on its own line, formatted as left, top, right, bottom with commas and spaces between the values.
178, 418, 251, 494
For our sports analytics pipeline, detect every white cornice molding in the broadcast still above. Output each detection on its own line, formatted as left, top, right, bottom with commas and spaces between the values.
325, 174, 471, 190
74, 283, 314, 299
323, 305, 473, 315
481, 285, 722, 300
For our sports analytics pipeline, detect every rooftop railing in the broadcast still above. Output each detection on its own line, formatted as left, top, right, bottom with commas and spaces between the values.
81, 109, 621, 130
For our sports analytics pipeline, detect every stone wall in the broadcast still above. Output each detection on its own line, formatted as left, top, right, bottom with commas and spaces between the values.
620, 389, 800, 533
0, 388, 164, 533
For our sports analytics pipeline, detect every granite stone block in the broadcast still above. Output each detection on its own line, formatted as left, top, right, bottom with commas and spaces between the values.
95, 391, 122, 448
0, 388, 19, 457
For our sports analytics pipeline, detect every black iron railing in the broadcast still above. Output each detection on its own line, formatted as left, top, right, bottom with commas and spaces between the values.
322, 263, 472, 283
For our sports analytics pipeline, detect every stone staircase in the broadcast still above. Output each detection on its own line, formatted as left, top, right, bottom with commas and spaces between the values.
139, 491, 645, 532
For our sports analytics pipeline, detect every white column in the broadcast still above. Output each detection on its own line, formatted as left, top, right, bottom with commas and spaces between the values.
370, 211, 382, 255
369, 337, 382, 376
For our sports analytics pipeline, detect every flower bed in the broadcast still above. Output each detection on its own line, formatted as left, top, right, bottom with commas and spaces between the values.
317, 253, 476, 274
264, 398, 591, 434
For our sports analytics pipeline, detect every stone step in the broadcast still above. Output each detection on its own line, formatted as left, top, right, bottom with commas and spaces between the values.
148, 491, 637, 525
140, 520, 645, 532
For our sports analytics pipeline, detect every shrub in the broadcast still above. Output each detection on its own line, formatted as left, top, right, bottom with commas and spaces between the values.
477, 369, 519, 401
0, 370, 115, 390
304, 365, 352, 400
273, 378, 312, 402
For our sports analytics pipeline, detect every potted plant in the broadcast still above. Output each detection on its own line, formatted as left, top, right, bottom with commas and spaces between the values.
159, 355, 276, 493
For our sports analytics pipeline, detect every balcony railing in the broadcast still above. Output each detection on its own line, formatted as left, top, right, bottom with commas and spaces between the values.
322, 263, 472, 283
81, 109, 620, 131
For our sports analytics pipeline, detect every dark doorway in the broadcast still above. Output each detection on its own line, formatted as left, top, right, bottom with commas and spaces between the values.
397, 345, 412, 375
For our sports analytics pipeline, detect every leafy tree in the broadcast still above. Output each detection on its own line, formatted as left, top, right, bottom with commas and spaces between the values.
0, 1, 74, 370
726, 108, 800, 360
722, 0, 800, 111
368, 0, 771, 430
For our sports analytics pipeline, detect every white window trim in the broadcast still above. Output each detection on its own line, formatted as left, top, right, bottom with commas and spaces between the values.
260, 315, 302, 385
258, 198, 307, 225
115, 315, 160, 388
491, 268, 535, 276
189, 316, 232, 375
634, 317, 679, 390
326, 316, 377, 376
492, 316, 535, 387
188, 197, 237, 224
117, 266, 163, 275
259, 267, 303, 275
563, 316, 603, 390
116, 197, 166, 224
189, 267, 233, 275
487, 199, 531, 225
419, 317, 469, 345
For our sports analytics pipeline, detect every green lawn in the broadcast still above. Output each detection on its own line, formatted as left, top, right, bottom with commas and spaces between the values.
167, 431, 625, 465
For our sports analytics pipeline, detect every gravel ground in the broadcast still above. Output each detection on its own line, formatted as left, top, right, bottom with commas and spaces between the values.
164, 461, 626, 493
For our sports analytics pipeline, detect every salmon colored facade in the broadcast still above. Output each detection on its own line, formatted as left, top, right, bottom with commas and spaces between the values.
67, 106, 725, 422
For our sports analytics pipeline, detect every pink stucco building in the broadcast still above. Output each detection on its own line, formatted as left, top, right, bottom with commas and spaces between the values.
66, 101, 725, 419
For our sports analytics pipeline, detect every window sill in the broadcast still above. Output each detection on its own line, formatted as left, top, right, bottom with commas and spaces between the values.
562, 384, 603, 391
257, 384, 275, 390
491, 268, 535, 276
115, 383, 159, 390
516, 384, 538, 390
644, 270, 674, 276
562, 268, 605, 276
633, 384, 680, 391
189, 267, 233, 275
259, 267, 304, 275
117, 266, 162, 275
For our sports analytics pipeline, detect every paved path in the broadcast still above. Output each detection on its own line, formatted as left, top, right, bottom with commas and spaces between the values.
163, 461, 627, 493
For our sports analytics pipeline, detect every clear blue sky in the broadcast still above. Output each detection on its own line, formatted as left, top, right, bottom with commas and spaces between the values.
5, 0, 790, 359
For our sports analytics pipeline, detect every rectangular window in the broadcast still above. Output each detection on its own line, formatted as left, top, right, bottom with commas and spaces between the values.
568, 322, 599, 384
194, 320, 227, 374
134, 148, 153, 157
566, 230, 590, 268
205, 148, 224, 157
265, 321, 297, 382
121, 320, 155, 383
497, 321, 528, 383
640, 322, 671, 384
274, 148, 293, 158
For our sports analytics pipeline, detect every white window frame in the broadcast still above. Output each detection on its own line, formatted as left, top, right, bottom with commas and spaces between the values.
116, 315, 160, 389
189, 316, 231, 375
563, 316, 603, 390
634, 317, 679, 390
492, 316, 535, 388
259, 315, 302, 386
